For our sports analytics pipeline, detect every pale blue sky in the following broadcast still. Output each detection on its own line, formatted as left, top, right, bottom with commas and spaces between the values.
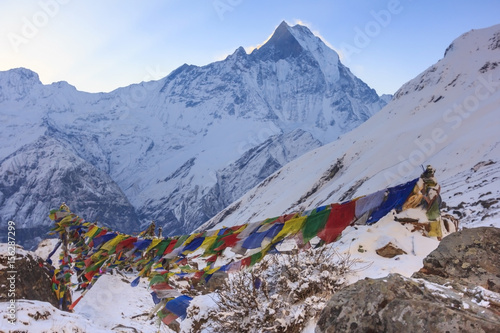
1, 0, 499, 95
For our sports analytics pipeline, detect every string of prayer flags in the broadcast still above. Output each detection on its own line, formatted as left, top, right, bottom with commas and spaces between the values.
48, 174, 443, 325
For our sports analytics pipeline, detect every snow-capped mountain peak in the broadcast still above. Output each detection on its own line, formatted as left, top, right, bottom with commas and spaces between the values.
0, 67, 43, 101
3, 67, 41, 83
252, 21, 305, 61
252, 21, 340, 85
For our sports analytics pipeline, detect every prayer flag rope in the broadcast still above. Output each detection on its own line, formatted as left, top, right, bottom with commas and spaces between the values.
48, 174, 441, 322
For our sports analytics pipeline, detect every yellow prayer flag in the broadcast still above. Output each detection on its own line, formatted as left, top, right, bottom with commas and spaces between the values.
58, 215, 74, 226
428, 220, 443, 238
272, 216, 307, 243
145, 238, 163, 253
90, 250, 105, 261
101, 235, 127, 252
205, 266, 221, 275
200, 234, 219, 251
85, 225, 101, 239
234, 224, 247, 234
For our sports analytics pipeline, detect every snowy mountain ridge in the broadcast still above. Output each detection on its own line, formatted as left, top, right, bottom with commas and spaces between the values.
0, 21, 387, 245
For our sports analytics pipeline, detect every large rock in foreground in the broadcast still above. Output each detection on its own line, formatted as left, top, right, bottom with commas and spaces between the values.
316, 227, 500, 332
413, 227, 500, 293
316, 273, 500, 333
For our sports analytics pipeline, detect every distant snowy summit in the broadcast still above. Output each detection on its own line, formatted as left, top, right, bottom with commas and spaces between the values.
152, 20, 386, 142
0, 21, 388, 246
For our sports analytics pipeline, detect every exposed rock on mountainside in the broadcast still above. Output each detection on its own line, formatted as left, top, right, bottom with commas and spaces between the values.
316, 227, 500, 333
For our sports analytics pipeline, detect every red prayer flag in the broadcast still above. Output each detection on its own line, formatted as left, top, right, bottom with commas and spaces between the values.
162, 313, 179, 325
193, 270, 204, 280
151, 282, 174, 291
317, 201, 356, 243
68, 295, 84, 310
115, 237, 137, 253
213, 233, 240, 251
164, 239, 178, 254
84, 257, 93, 268
96, 230, 107, 238
241, 256, 252, 267
85, 270, 97, 281
206, 255, 218, 263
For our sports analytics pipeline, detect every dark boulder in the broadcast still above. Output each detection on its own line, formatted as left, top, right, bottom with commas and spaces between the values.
316, 273, 500, 333
0, 245, 59, 308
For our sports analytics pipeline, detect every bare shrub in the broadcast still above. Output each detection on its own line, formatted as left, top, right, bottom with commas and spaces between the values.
188, 245, 364, 333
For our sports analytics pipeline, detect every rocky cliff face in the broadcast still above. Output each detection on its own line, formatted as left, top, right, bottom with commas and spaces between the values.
0, 244, 59, 308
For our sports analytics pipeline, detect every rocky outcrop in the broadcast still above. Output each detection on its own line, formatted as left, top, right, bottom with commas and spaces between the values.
316, 273, 500, 333
413, 227, 500, 293
0, 245, 59, 307
316, 227, 500, 332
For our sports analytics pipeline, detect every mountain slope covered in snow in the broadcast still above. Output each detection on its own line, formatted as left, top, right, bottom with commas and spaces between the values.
0, 22, 387, 245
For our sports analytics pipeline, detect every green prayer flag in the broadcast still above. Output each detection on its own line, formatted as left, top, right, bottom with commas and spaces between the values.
302, 208, 331, 243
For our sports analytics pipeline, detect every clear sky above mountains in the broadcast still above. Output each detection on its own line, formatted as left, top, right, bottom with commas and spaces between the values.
1, 0, 499, 95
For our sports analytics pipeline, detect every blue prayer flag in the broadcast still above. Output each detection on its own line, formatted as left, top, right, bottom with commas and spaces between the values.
165, 295, 193, 319
131, 276, 140, 287
367, 178, 418, 224
133, 239, 152, 250
151, 291, 161, 304
93, 233, 117, 248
